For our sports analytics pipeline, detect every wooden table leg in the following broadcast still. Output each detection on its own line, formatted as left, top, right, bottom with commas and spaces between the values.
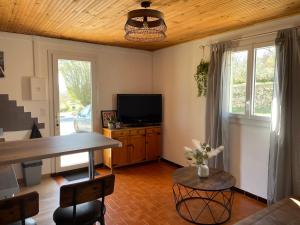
88, 150, 95, 179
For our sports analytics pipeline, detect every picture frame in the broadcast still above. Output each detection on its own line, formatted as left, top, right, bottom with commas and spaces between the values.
101, 110, 117, 128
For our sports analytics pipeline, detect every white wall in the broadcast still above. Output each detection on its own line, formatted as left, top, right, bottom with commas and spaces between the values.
153, 14, 300, 198
229, 122, 270, 198
0, 32, 153, 178
153, 42, 208, 166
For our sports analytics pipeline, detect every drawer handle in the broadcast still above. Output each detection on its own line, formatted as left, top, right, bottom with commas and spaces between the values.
127, 144, 134, 149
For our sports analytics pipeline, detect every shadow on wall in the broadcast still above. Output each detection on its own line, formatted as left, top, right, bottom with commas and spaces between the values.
0, 94, 44, 132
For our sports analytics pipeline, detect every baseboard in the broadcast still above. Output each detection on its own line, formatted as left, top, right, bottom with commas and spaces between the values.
160, 158, 183, 168
232, 187, 267, 204
110, 159, 161, 170
160, 158, 267, 204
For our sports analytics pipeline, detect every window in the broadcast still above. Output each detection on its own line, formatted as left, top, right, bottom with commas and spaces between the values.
229, 44, 276, 119
230, 51, 248, 114
253, 46, 276, 117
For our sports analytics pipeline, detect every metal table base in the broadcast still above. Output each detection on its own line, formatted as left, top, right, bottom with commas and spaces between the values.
173, 183, 234, 225
88, 150, 95, 179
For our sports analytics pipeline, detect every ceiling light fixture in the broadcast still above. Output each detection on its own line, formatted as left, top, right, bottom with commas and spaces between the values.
124, 0, 167, 42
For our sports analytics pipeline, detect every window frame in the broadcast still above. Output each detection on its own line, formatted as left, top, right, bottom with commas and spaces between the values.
229, 40, 275, 123
229, 45, 252, 118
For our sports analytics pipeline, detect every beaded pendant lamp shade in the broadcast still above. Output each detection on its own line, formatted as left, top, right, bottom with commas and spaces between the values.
124, 0, 167, 42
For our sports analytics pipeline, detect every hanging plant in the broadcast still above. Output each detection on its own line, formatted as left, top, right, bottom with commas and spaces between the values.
194, 59, 209, 97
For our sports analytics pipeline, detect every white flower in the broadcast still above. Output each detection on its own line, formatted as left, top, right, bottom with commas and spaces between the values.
184, 146, 193, 152
184, 146, 196, 165
192, 139, 201, 149
184, 146, 193, 159
184, 141, 224, 166
207, 146, 224, 159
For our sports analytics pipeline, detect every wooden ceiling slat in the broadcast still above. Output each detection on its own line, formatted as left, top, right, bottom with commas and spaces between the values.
39, 0, 76, 34
0, 0, 299, 50
17, 1, 36, 33
21, 0, 59, 34
0, 0, 15, 31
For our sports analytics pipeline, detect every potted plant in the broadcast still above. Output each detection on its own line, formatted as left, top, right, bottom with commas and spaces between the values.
107, 115, 117, 129
184, 139, 224, 177
194, 60, 209, 97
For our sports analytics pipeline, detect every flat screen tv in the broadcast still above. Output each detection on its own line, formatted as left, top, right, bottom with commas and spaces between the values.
117, 94, 162, 125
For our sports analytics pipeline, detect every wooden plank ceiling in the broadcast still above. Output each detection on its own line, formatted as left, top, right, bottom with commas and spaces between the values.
0, 0, 299, 50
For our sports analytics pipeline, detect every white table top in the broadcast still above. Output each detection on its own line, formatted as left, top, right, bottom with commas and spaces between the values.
0, 132, 121, 166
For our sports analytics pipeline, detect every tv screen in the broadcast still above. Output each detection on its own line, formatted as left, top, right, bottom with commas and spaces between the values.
117, 94, 162, 124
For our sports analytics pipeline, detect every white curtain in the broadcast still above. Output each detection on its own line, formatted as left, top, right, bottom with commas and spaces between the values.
268, 28, 300, 204
221, 48, 231, 172
206, 42, 231, 171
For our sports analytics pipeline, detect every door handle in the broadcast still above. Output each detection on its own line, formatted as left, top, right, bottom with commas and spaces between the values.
55, 113, 60, 127
127, 144, 134, 151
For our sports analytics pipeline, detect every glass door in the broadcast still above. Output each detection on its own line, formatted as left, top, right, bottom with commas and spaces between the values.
53, 57, 93, 172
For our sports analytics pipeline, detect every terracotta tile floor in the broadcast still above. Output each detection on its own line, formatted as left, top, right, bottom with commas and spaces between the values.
19, 161, 266, 225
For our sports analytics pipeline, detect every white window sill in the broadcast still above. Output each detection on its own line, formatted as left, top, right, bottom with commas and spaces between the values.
229, 115, 270, 128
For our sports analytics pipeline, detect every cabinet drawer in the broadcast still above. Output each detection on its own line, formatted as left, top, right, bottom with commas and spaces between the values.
111, 130, 129, 137
146, 127, 161, 134
129, 129, 145, 136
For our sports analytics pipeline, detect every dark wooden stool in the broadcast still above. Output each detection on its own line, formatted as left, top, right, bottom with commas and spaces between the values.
53, 174, 115, 225
0, 192, 39, 225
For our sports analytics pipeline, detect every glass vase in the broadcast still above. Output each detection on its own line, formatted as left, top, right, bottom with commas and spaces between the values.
197, 164, 209, 178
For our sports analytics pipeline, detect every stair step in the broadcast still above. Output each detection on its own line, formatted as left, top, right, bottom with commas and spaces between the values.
0, 94, 9, 101
0, 94, 45, 131
6, 101, 17, 109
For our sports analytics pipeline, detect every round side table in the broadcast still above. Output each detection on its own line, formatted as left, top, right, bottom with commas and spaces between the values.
172, 167, 236, 225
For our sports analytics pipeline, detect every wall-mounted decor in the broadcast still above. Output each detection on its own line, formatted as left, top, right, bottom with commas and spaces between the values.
30, 77, 46, 100
0, 94, 44, 131
101, 110, 117, 128
0, 51, 4, 78
194, 59, 209, 97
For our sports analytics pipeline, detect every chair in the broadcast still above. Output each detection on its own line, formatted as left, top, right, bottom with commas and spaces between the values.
0, 191, 39, 225
53, 174, 115, 225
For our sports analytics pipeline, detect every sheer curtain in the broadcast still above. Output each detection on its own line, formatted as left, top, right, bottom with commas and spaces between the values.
206, 42, 231, 171
268, 28, 300, 204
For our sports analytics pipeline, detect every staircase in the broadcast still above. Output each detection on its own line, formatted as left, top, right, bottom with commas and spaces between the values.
0, 94, 44, 131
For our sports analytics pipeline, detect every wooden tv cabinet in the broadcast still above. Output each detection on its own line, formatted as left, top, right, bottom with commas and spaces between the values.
102, 126, 161, 169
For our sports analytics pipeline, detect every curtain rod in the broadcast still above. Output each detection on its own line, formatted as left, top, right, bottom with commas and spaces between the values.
199, 26, 299, 48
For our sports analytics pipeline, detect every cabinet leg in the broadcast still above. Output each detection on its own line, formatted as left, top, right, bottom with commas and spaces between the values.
111, 166, 114, 175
